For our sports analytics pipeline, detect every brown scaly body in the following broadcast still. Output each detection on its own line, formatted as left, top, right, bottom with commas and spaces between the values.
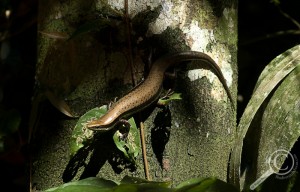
87, 51, 234, 131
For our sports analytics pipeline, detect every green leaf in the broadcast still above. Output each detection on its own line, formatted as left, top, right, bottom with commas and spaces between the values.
230, 45, 300, 190
43, 176, 239, 192
115, 184, 173, 192
118, 176, 173, 192
242, 64, 300, 191
70, 106, 107, 157
175, 177, 238, 192
121, 175, 171, 187
43, 176, 173, 192
158, 92, 182, 105
113, 131, 128, 158
70, 104, 141, 160
113, 117, 140, 162
44, 177, 117, 192
126, 118, 141, 159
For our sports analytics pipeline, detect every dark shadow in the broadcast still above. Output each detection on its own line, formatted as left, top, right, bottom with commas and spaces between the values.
62, 141, 93, 182
151, 106, 171, 167
63, 128, 137, 182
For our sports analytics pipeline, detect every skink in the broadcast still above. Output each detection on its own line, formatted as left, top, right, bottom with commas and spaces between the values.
87, 51, 234, 131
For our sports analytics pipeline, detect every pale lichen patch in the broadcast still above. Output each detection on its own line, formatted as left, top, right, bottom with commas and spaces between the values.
82, 124, 94, 139
182, 20, 215, 52
187, 69, 214, 83
147, 0, 188, 36
106, 0, 161, 17
76, 137, 83, 146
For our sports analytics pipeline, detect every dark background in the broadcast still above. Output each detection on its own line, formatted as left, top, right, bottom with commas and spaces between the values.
0, 0, 299, 191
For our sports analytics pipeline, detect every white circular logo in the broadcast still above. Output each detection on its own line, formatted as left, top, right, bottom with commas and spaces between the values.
268, 149, 298, 179
250, 149, 298, 190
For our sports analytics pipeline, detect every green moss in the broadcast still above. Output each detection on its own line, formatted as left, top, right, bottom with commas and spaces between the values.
214, 7, 237, 46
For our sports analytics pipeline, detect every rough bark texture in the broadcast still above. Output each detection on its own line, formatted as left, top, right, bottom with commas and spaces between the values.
32, 0, 237, 190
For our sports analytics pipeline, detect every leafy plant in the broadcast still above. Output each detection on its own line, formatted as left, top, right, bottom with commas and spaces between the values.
44, 176, 238, 192
70, 91, 182, 160
70, 105, 140, 161
230, 45, 300, 191
67, 44, 300, 192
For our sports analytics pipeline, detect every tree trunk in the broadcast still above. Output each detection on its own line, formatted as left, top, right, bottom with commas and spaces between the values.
31, 0, 237, 190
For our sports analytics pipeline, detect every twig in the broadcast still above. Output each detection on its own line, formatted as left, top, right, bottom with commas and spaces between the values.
124, 0, 136, 86
140, 121, 151, 180
276, 6, 300, 29
241, 29, 300, 46
123, 0, 150, 180
242, 4, 300, 46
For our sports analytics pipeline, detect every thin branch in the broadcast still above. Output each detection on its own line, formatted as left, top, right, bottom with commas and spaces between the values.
241, 29, 300, 46
277, 6, 300, 29
123, 0, 150, 180
140, 121, 151, 180
124, 0, 136, 86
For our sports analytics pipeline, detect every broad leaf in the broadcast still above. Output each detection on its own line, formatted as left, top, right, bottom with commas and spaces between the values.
70, 106, 107, 157
175, 177, 238, 192
113, 117, 140, 162
44, 177, 117, 192
158, 92, 182, 106
229, 45, 300, 190
44, 176, 238, 192
70, 106, 140, 160
243, 64, 300, 191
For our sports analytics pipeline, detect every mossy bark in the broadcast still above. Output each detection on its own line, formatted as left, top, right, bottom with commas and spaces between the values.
31, 0, 237, 190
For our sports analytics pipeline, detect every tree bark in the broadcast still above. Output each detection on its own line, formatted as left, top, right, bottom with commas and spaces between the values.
31, 0, 237, 190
